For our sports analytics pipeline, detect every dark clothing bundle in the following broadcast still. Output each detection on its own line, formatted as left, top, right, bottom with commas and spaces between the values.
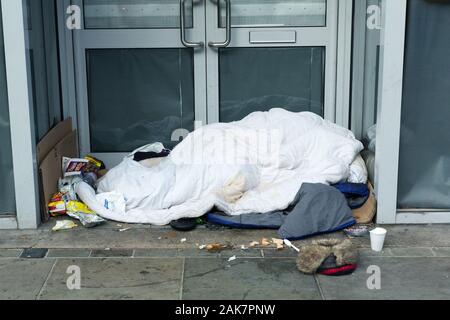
133, 149, 171, 162
208, 183, 357, 240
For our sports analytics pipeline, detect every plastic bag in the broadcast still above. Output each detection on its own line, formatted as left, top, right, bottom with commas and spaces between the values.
58, 176, 82, 200
96, 192, 127, 215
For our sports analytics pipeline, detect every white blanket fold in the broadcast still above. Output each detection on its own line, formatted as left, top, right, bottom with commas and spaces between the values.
77, 109, 365, 225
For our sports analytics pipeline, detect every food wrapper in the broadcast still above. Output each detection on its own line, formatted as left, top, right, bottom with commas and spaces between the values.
84, 156, 105, 172
62, 157, 89, 177
66, 201, 94, 214
66, 201, 106, 228
52, 220, 78, 231
48, 192, 74, 216
48, 200, 66, 216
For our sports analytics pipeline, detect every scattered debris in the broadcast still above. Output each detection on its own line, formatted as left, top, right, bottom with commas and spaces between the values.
249, 238, 284, 249
344, 225, 370, 238
52, 220, 77, 231
198, 243, 233, 252
206, 243, 233, 252
119, 227, 131, 232
249, 241, 260, 247
228, 256, 237, 262
272, 238, 284, 250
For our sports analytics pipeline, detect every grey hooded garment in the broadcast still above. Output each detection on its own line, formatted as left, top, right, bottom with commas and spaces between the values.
207, 183, 355, 240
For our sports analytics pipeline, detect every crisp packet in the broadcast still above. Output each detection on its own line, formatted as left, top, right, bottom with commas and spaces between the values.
66, 201, 106, 228
48, 192, 74, 216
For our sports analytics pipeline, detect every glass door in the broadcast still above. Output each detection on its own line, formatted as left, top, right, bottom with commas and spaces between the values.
205, 0, 337, 123
68, 0, 345, 166
72, 0, 206, 166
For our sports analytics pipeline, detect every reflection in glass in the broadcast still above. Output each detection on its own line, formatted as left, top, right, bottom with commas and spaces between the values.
398, 0, 450, 209
219, 0, 326, 28
87, 49, 195, 152
219, 47, 324, 123
84, 0, 193, 29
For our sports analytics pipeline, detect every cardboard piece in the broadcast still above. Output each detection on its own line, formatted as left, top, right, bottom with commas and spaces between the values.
37, 118, 73, 164
352, 182, 377, 224
37, 119, 78, 222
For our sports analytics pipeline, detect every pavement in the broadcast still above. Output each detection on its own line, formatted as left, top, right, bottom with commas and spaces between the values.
0, 221, 449, 300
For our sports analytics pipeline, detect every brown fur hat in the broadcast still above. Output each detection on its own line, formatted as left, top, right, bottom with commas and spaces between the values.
296, 239, 359, 274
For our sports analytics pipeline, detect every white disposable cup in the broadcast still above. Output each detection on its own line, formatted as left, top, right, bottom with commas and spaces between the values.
370, 227, 387, 252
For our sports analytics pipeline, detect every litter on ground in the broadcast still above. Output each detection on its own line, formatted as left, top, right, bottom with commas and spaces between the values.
52, 220, 77, 231
249, 241, 260, 247
272, 238, 284, 250
249, 238, 284, 249
344, 225, 371, 237
207, 243, 233, 252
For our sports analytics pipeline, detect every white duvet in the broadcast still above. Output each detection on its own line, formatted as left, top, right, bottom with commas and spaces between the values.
76, 109, 365, 225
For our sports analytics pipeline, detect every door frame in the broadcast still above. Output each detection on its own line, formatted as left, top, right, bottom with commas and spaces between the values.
375, 0, 450, 224
1, 0, 40, 229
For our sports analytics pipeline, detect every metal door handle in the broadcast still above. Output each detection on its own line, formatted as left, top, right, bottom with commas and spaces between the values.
180, 0, 204, 48
208, 0, 231, 48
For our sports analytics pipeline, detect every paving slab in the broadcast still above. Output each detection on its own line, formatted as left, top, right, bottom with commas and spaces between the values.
0, 249, 22, 258
29, 227, 283, 250
1, 224, 450, 251
182, 258, 321, 300
432, 247, 450, 257
0, 259, 55, 300
47, 249, 92, 258
134, 248, 220, 258
219, 249, 263, 259
263, 249, 299, 258
317, 257, 450, 300
351, 225, 450, 248
90, 249, 133, 258
0, 230, 44, 249
388, 247, 435, 257
359, 247, 436, 258
39, 258, 183, 300
20, 248, 48, 259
